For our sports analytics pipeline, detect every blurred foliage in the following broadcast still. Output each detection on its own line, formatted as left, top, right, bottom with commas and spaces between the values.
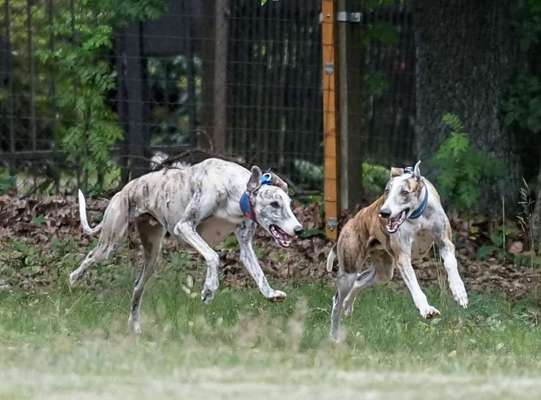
363, 71, 390, 98
147, 55, 202, 147
361, 1, 400, 98
503, 0, 541, 135
3, 0, 166, 193
431, 113, 505, 213
503, 0, 541, 181
503, 74, 541, 134
293, 159, 323, 188
516, 0, 541, 51
0, 170, 16, 195
42, 0, 164, 191
362, 162, 389, 197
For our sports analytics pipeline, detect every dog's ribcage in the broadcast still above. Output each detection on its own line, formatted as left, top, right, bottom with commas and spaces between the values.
410, 229, 434, 260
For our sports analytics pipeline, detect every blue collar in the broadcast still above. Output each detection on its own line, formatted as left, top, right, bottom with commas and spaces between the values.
239, 191, 256, 221
239, 173, 274, 222
408, 185, 428, 220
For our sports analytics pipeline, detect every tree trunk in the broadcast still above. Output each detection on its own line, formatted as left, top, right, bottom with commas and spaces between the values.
200, 0, 229, 154
413, 0, 518, 188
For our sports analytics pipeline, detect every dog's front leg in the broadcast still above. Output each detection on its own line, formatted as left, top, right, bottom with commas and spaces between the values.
174, 221, 220, 304
235, 222, 286, 301
438, 237, 468, 308
395, 253, 440, 318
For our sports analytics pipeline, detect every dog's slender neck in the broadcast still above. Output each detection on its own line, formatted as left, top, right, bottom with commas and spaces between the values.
239, 191, 257, 221
408, 182, 428, 220
239, 173, 274, 223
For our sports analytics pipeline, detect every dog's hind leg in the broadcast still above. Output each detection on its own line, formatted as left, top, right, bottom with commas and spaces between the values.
330, 272, 357, 342
342, 266, 377, 318
128, 215, 166, 335
69, 193, 129, 286
344, 254, 394, 317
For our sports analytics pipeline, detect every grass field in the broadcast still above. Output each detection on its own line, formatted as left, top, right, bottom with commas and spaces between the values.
1, 249, 541, 400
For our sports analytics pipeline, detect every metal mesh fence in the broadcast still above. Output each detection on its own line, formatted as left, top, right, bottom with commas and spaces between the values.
0, 0, 326, 193
0, 0, 449, 195
360, 4, 416, 167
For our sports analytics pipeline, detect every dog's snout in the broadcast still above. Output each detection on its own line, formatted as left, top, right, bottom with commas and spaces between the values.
379, 208, 391, 219
294, 226, 304, 236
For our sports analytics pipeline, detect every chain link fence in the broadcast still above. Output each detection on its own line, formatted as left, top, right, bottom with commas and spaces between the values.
0, 0, 422, 196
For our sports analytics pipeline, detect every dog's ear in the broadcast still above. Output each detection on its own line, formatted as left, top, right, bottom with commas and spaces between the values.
247, 166, 262, 191
413, 160, 422, 181
270, 173, 288, 192
390, 167, 404, 178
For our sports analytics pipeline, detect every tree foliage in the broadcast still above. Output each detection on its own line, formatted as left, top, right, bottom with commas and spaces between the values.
432, 113, 504, 213
49, 0, 164, 190
503, 0, 541, 135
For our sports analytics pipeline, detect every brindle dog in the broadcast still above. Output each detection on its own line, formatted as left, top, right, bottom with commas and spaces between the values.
327, 161, 468, 342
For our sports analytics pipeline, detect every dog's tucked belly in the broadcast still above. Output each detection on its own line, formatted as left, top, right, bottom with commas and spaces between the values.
197, 217, 236, 247
411, 230, 434, 261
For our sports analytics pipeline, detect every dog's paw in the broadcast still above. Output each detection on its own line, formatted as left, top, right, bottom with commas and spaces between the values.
329, 327, 346, 344
128, 317, 142, 335
68, 272, 80, 287
201, 287, 216, 304
344, 303, 354, 317
454, 292, 469, 308
268, 290, 287, 302
451, 287, 469, 308
420, 305, 440, 319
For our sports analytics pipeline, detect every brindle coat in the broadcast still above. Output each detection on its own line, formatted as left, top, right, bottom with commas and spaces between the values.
328, 162, 468, 341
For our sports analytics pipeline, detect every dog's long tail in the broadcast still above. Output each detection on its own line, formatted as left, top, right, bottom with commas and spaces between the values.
78, 190, 103, 236
326, 244, 337, 272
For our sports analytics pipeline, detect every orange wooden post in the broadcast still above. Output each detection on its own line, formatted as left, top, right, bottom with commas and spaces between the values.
321, 0, 340, 240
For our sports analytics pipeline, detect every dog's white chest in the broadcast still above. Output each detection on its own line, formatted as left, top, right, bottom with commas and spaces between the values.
411, 230, 434, 260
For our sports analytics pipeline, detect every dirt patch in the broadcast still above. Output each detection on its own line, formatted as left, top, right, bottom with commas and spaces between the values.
0, 194, 539, 299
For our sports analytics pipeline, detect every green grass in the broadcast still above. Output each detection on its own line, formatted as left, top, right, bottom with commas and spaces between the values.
0, 243, 541, 399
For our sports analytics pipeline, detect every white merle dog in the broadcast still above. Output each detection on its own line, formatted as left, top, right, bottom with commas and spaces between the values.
327, 161, 468, 341
70, 158, 303, 334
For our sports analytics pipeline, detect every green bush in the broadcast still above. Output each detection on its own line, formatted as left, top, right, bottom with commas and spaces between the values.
431, 113, 504, 212
362, 162, 389, 196
0, 171, 16, 195
503, 73, 541, 134
36, 0, 165, 192
293, 159, 323, 188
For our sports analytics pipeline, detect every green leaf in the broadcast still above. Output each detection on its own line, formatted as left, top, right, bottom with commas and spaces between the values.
476, 245, 497, 259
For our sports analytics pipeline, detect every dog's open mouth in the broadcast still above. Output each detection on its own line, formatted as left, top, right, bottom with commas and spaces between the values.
269, 224, 292, 248
385, 209, 409, 234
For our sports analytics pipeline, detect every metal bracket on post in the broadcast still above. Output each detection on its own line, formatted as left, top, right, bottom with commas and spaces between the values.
336, 11, 362, 23
326, 217, 338, 231
324, 63, 334, 75
320, 11, 362, 24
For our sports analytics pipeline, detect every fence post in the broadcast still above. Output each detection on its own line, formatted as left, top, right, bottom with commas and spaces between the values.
201, 0, 229, 154
321, 0, 341, 240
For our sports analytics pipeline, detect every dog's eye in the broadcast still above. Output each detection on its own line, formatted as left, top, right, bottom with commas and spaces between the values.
400, 189, 410, 195
270, 201, 280, 209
